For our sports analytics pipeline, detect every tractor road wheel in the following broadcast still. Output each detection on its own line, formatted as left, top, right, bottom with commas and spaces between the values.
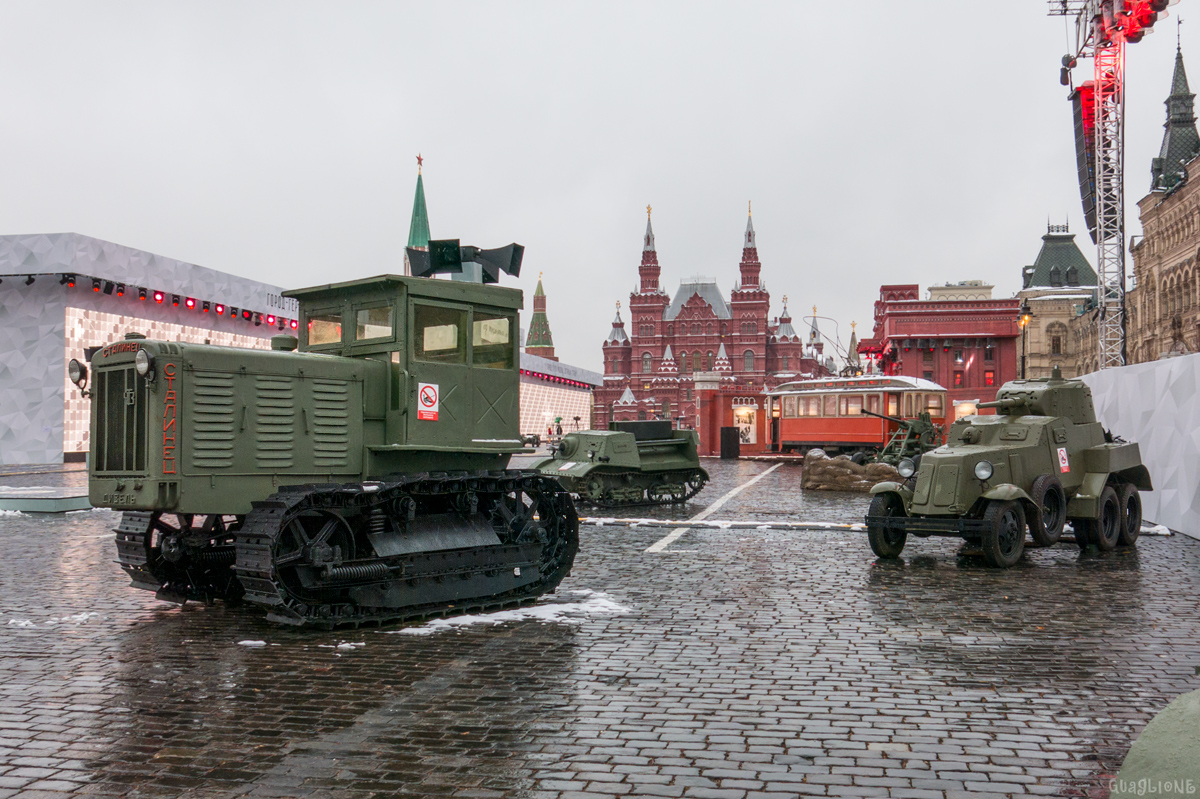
1076, 485, 1121, 551
981, 500, 1026, 568
1028, 474, 1066, 547
1118, 483, 1142, 547
866, 493, 907, 559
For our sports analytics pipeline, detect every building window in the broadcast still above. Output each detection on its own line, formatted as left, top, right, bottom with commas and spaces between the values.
923, 370, 933, 381
692, 352, 701, 372
954, 349, 963, 363
984, 370, 995, 386
706, 351, 714, 370
662, 400, 671, 419
1051, 335, 1062, 356
781, 355, 788, 370
679, 351, 688, 372
638, 411, 646, 420
707, 323, 713, 335
984, 347, 994, 361
686, 387, 692, 400
743, 350, 754, 372
923, 350, 933, 363
642, 352, 652, 373
953, 371, 963, 387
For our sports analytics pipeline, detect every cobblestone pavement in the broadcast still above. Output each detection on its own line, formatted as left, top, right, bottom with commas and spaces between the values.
1, 460, 1198, 799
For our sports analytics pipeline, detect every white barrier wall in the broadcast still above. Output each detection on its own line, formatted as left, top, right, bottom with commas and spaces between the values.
1080, 354, 1200, 539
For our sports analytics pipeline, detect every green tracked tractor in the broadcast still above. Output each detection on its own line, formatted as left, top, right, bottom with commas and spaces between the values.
70, 242, 578, 628
528, 421, 709, 507
863, 367, 1152, 568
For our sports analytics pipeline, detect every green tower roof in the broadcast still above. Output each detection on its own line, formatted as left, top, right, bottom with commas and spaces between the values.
407, 170, 431, 249
1151, 46, 1200, 191
525, 277, 554, 348
1023, 225, 1097, 288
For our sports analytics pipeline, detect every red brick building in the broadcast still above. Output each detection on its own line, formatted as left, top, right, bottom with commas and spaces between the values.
595, 209, 833, 428
857, 283, 1020, 413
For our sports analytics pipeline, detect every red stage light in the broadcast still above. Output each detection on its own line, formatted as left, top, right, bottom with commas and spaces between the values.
290, 320, 298, 329
185, 298, 195, 309
215, 304, 225, 315
242, 310, 251, 320
154, 291, 164, 304
267, 315, 275, 325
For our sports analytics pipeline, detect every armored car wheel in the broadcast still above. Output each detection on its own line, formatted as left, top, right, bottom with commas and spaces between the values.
1075, 486, 1120, 551
981, 500, 1025, 568
1028, 474, 1066, 547
1118, 483, 1141, 547
866, 493, 907, 559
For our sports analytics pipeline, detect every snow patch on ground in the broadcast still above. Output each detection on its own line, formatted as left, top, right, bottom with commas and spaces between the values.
0, 510, 26, 517
387, 589, 631, 636
8, 612, 101, 628
237, 640, 267, 647
1142, 523, 1173, 536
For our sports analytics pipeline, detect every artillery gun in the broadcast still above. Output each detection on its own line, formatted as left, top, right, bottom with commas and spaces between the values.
528, 420, 708, 507
863, 367, 1151, 568
860, 408, 942, 466
69, 241, 578, 628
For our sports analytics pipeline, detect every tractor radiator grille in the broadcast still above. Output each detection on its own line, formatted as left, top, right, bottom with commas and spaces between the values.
94, 366, 148, 474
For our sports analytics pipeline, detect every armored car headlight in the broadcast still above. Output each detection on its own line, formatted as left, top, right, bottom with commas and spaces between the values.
67, 358, 87, 388
135, 348, 154, 378
974, 460, 994, 481
897, 458, 916, 478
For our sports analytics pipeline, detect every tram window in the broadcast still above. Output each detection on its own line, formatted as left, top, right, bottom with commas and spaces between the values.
887, 394, 899, 416
802, 397, 821, 416
866, 394, 881, 415
823, 394, 837, 416
838, 394, 864, 415
926, 394, 945, 416
783, 396, 798, 418
903, 393, 915, 417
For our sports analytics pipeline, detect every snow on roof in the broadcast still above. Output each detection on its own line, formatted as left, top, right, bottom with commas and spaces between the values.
664, 280, 731, 320
767, 375, 946, 396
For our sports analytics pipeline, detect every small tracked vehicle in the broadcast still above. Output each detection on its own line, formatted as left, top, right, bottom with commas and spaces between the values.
864, 367, 1151, 567
528, 421, 708, 507
72, 243, 578, 628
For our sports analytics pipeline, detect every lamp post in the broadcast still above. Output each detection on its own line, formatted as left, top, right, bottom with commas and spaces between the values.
1019, 301, 1032, 379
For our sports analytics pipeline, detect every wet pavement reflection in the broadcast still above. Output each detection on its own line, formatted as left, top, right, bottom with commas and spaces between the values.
0, 459, 1197, 798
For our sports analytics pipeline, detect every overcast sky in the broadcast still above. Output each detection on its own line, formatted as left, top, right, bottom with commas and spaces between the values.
0, 2, 1190, 370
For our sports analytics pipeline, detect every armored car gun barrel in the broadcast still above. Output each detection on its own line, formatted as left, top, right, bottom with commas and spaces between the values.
528, 420, 708, 507
863, 367, 1151, 568
73, 257, 578, 628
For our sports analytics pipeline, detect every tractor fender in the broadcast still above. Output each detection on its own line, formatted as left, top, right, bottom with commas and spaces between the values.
981, 483, 1033, 504
869, 482, 913, 504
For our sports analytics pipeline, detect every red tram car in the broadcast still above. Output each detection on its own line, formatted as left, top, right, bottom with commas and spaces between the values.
767, 376, 949, 456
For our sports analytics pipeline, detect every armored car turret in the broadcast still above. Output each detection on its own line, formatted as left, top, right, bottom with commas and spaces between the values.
863, 368, 1151, 567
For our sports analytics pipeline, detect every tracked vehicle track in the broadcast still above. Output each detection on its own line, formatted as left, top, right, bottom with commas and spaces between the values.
115, 511, 244, 605
572, 468, 707, 509
232, 470, 578, 629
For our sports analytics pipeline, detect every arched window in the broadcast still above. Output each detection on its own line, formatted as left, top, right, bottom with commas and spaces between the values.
707, 323, 713, 335
692, 352, 701, 372
743, 350, 754, 372
679, 351, 688, 372
706, 351, 714, 370
642, 352, 652, 373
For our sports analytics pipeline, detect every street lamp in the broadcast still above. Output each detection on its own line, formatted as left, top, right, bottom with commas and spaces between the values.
1019, 302, 1032, 379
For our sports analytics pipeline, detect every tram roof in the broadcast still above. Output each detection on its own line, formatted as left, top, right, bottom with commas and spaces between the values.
767, 375, 946, 396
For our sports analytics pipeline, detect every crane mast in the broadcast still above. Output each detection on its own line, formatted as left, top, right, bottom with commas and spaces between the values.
1049, 0, 1172, 369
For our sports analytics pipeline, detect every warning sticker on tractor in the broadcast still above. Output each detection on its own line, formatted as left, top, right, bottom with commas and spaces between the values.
417, 383, 439, 421
1057, 446, 1070, 473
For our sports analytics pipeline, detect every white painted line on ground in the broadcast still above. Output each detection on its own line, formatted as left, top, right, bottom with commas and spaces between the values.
645, 463, 782, 553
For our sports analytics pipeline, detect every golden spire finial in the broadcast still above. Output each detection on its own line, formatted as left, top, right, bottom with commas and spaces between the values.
813, 305, 818, 315
748, 200, 752, 217
539, 271, 543, 280
416, 153, 423, 174
616, 300, 621, 309
851, 321, 857, 331
782, 294, 787, 305
646, 204, 652, 218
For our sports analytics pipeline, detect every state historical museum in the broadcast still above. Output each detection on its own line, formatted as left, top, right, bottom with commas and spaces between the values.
594, 209, 834, 429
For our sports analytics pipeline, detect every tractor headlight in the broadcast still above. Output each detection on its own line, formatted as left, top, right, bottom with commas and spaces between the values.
897, 458, 916, 478
974, 460, 994, 481
67, 358, 87, 388
135, 348, 154, 378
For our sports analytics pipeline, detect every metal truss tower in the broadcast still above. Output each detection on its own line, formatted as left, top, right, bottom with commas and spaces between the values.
1050, 0, 1169, 369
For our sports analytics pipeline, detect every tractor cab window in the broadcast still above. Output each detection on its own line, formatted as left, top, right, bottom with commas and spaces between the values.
308, 312, 343, 346
472, 311, 514, 369
355, 305, 394, 341
414, 304, 466, 364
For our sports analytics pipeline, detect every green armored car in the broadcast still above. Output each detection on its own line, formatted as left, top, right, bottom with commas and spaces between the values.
864, 367, 1151, 568
528, 420, 708, 507
70, 244, 578, 628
